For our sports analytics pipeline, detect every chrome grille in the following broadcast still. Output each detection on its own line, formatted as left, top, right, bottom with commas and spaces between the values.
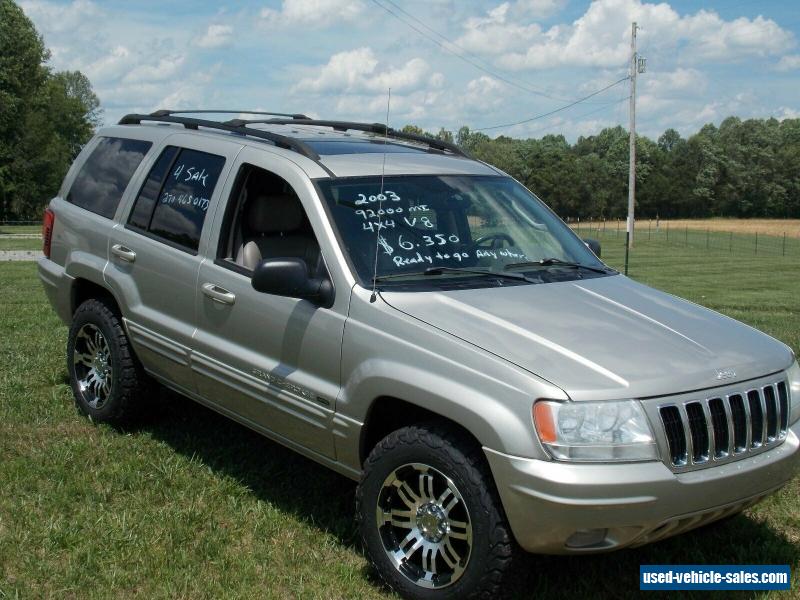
659, 381, 788, 468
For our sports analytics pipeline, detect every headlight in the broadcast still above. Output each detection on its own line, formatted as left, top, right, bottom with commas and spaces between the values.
533, 399, 658, 462
788, 360, 800, 426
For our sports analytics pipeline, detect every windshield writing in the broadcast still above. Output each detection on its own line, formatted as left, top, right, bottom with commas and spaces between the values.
317, 175, 605, 286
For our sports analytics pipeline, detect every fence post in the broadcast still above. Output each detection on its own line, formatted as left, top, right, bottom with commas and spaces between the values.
685, 226, 688, 246
755, 231, 758, 255
783, 232, 786, 256
648, 219, 651, 240
706, 228, 709, 250
729, 231, 732, 253
667, 221, 670, 241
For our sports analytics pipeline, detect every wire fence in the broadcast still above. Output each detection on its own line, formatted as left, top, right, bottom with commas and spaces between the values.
3, 217, 800, 258
567, 218, 800, 258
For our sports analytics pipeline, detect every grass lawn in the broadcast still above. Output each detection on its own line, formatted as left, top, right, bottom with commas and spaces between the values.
0, 225, 41, 235
1, 236, 799, 599
0, 237, 43, 251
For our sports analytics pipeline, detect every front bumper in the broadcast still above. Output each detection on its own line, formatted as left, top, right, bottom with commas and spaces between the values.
484, 421, 800, 554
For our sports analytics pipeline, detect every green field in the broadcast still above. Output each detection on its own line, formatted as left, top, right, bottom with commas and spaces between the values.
0, 224, 40, 235
1, 236, 799, 599
573, 221, 800, 260
0, 237, 43, 251
0, 223, 43, 251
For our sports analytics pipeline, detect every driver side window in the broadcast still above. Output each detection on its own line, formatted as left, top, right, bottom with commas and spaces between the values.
217, 164, 324, 278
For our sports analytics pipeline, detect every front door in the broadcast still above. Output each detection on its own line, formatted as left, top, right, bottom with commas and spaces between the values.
191, 148, 347, 459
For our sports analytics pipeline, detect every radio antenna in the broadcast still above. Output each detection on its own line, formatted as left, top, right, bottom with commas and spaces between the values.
369, 87, 391, 303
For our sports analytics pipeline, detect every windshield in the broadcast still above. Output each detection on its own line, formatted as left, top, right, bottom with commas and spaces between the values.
316, 175, 610, 287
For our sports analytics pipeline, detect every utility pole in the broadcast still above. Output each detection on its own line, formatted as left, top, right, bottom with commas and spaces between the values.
624, 21, 641, 276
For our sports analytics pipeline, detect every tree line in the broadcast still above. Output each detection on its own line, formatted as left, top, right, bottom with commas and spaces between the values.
0, 0, 100, 221
404, 115, 800, 220
2, 0, 799, 222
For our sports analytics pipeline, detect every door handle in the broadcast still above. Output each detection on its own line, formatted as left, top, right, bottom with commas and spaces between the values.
111, 244, 136, 263
202, 283, 236, 305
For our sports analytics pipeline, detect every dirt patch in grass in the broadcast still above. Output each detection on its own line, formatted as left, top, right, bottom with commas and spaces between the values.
575, 218, 800, 238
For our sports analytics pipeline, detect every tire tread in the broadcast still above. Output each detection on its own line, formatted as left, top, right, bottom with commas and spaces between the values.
68, 298, 150, 425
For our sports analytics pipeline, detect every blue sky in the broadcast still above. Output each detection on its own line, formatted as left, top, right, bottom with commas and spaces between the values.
19, 0, 800, 141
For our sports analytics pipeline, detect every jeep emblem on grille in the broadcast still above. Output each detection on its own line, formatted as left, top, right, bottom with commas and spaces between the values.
715, 367, 737, 380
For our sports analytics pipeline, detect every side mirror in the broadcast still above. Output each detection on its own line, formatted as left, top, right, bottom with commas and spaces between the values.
584, 238, 601, 258
251, 257, 334, 307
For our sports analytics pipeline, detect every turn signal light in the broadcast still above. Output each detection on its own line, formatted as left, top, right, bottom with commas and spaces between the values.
533, 402, 557, 444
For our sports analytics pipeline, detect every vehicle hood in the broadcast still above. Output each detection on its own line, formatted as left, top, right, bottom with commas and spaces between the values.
381, 275, 793, 400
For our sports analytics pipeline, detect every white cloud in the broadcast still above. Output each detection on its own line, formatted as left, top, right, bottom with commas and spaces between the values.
775, 54, 800, 71
776, 106, 800, 120
84, 46, 134, 81
458, 3, 543, 55
458, 0, 795, 70
513, 0, 568, 19
293, 47, 376, 93
18, 0, 800, 141
195, 24, 233, 49
686, 13, 794, 60
641, 68, 706, 97
18, 0, 221, 120
334, 90, 443, 121
291, 48, 448, 123
122, 55, 186, 84
662, 92, 756, 134
19, 0, 99, 34
260, 0, 365, 27
293, 47, 441, 94
462, 76, 506, 111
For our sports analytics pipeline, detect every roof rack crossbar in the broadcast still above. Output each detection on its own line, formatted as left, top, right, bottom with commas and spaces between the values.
150, 109, 309, 119
229, 118, 470, 158
118, 113, 321, 161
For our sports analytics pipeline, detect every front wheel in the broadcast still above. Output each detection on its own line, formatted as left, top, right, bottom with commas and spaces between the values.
356, 423, 518, 599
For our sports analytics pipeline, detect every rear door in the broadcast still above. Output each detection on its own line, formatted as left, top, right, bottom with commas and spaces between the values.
106, 134, 242, 393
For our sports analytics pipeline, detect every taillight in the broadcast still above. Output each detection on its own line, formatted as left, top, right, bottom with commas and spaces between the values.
42, 208, 55, 258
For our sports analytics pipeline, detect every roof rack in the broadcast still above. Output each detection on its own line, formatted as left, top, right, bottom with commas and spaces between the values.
118, 111, 471, 163
225, 118, 471, 158
150, 109, 310, 119
118, 112, 321, 161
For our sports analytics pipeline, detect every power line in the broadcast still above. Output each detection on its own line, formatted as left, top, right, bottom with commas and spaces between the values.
473, 76, 630, 131
367, 0, 573, 102
380, 0, 499, 64
368, 0, 633, 133
522, 96, 631, 137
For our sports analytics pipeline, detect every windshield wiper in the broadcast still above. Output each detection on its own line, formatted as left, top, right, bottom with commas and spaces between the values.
504, 258, 611, 274
374, 266, 535, 283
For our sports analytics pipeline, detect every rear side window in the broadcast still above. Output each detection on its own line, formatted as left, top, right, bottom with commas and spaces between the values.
127, 146, 225, 252
128, 146, 179, 230
67, 137, 152, 218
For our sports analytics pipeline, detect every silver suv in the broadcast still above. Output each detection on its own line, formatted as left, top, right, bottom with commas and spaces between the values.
39, 110, 800, 599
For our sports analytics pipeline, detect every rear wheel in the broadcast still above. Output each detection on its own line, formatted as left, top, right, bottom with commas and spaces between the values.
67, 298, 150, 425
356, 423, 517, 599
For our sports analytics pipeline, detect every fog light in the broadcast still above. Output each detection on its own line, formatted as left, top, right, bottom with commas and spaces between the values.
565, 528, 608, 549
